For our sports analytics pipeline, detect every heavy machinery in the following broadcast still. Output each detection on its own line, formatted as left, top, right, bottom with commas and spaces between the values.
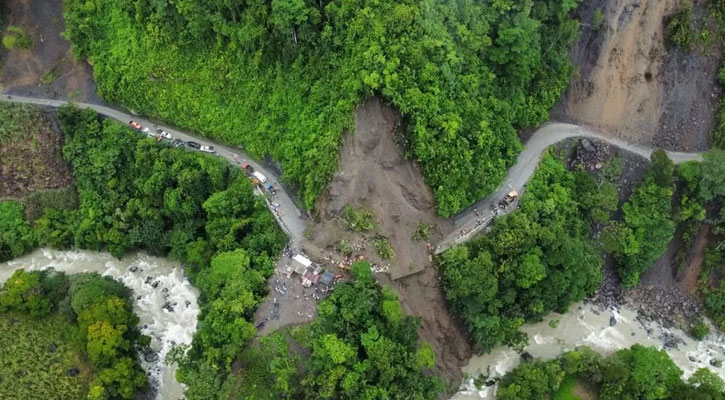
500, 191, 518, 207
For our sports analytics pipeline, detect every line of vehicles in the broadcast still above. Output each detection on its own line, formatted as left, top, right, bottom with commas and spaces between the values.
129, 120, 216, 154
131, 120, 278, 196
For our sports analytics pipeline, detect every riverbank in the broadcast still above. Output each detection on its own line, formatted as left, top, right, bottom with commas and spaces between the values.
0, 248, 200, 400
453, 301, 725, 399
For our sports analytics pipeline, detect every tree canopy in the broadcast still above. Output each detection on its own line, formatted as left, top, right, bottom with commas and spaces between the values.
439, 152, 604, 352
62, 0, 582, 216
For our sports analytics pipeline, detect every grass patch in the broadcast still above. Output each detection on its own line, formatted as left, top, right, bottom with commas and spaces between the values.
553, 375, 584, 400
3, 26, 32, 50
0, 312, 93, 400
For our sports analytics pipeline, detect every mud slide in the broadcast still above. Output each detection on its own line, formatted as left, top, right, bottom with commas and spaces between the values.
308, 97, 453, 279
556, 0, 722, 152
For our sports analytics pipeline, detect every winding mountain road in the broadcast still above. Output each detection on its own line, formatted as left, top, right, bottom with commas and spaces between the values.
0, 94, 705, 255
0, 94, 308, 241
437, 123, 704, 252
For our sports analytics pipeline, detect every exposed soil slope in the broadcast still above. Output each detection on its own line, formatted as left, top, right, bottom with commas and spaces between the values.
0, 0, 100, 102
308, 96, 453, 279
555, 0, 721, 152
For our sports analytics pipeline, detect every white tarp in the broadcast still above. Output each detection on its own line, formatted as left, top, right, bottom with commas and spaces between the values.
292, 254, 312, 268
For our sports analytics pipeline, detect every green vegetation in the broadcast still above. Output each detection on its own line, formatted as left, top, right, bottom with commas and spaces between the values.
41, 65, 61, 87
593, 8, 605, 32
602, 150, 675, 288
0, 104, 288, 397
370, 234, 395, 259
0, 101, 37, 145
412, 221, 430, 241
552, 375, 581, 400
439, 153, 604, 352
666, 1, 695, 50
0, 269, 148, 399
37, 105, 288, 397
0, 200, 37, 262
706, 1, 725, 147
230, 261, 444, 399
693, 319, 711, 340
335, 239, 353, 256
673, 160, 706, 271
499, 345, 725, 400
341, 204, 375, 232
62, 0, 582, 216
0, 312, 93, 400
2, 26, 32, 50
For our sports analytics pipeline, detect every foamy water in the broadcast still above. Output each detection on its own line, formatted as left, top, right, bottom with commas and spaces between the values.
0, 248, 200, 400
453, 303, 725, 399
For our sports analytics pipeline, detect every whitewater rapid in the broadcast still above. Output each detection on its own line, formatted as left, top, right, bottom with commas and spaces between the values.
0, 248, 200, 400
452, 302, 725, 399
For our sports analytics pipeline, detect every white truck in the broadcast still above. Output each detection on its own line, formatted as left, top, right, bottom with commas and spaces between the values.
252, 171, 267, 183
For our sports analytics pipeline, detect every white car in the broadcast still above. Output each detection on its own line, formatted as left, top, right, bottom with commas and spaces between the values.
159, 130, 172, 140
200, 145, 216, 154
142, 127, 156, 137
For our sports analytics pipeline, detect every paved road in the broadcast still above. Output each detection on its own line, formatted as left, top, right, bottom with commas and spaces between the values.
436, 123, 704, 252
1, 95, 705, 255
0, 94, 308, 241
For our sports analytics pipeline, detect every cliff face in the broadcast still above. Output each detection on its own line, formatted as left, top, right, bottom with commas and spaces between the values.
555, 0, 721, 152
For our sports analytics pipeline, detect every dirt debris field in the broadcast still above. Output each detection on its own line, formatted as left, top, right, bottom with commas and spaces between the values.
307, 96, 453, 280
304, 96, 468, 388
555, 0, 722, 152
0, 0, 101, 102
0, 105, 72, 198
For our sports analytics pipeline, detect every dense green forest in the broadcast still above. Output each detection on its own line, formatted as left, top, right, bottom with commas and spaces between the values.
62, 0, 581, 216
0, 106, 443, 398
0, 105, 287, 397
227, 261, 443, 399
602, 150, 675, 288
497, 345, 725, 400
0, 269, 147, 399
438, 151, 610, 352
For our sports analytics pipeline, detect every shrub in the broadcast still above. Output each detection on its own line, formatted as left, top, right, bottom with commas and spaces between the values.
370, 235, 395, 259
341, 205, 375, 232
667, 1, 694, 50
692, 319, 711, 340
412, 221, 430, 242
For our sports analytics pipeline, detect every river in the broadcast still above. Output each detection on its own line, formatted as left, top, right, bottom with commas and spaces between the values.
452, 302, 725, 399
0, 248, 200, 400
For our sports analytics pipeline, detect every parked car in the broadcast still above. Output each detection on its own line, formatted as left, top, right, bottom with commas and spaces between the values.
186, 141, 201, 149
158, 130, 172, 140
266, 183, 277, 195
129, 121, 142, 130
200, 145, 216, 154
142, 127, 156, 137
242, 163, 254, 173
171, 139, 185, 148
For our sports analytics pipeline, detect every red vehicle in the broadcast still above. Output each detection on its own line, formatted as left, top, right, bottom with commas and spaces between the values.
129, 121, 142, 130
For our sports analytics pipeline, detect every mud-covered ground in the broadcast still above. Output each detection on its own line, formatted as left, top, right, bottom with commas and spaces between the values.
0, 0, 101, 102
305, 97, 468, 390
555, 0, 722, 152
0, 105, 71, 198
307, 97, 453, 280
